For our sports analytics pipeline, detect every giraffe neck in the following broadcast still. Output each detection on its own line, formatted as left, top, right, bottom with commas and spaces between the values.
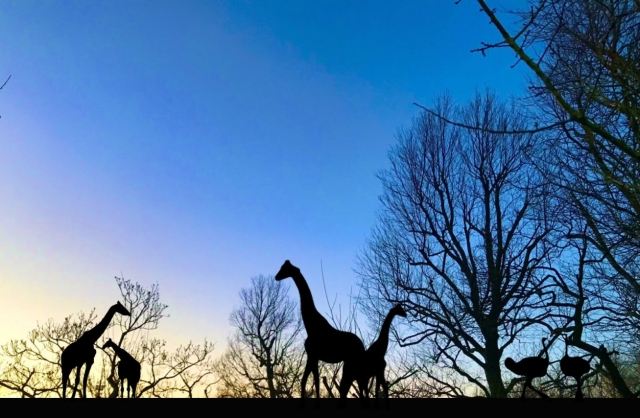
291, 270, 321, 328
80, 306, 117, 344
111, 344, 132, 361
111, 344, 124, 358
371, 311, 397, 355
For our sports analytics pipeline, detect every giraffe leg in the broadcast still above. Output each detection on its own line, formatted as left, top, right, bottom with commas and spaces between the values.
71, 366, 81, 398
374, 376, 381, 409
299, 360, 313, 408
338, 362, 355, 408
352, 365, 370, 409
120, 378, 124, 398
359, 377, 371, 409
362, 376, 371, 399
358, 376, 369, 403
82, 356, 94, 398
310, 362, 321, 409
61, 367, 70, 398
380, 374, 390, 409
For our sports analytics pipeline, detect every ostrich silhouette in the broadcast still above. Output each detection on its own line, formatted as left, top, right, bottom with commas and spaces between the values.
504, 338, 551, 399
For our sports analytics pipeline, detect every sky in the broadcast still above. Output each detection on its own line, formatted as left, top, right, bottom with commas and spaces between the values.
0, 0, 531, 355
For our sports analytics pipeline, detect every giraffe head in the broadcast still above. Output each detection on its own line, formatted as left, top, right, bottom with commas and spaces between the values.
275, 260, 299, 281
391, 304, 407, 318
102, 338, 116, 350
113, 301, 131, 316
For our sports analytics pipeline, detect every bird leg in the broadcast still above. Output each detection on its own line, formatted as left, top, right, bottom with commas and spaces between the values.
520, 378, 530, 399
528, 382, 549, 400
575, 377, 584, 400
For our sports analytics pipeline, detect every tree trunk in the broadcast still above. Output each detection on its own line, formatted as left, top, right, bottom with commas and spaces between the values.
265, 361, 277, 398
484, 332, 507, 398
107, 374, 119, 398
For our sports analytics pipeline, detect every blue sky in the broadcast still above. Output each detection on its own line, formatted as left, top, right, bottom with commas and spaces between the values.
0, 0, 529, 350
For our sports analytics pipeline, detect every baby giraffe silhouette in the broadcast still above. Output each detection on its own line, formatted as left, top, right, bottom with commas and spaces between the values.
60, 301, 131, 398
359, 304, 407, 408
275, 260, 367, 408
102, 338, 141, 398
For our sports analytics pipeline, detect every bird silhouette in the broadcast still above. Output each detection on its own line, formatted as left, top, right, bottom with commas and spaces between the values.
504, 337, 550, 399
559, 334, 590, 400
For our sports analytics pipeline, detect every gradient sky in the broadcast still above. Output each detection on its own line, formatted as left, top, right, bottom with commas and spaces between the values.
0, 0, 530, 353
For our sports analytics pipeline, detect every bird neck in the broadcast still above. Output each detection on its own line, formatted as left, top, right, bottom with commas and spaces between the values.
541, 339, 549, 359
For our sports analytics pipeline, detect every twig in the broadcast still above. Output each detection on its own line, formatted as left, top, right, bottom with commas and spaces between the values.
0, 75, 10, 119
0, 75, 10, 91
321, 260, 341, 328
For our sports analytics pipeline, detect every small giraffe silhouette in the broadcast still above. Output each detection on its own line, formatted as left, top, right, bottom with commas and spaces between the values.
275, 260, 367, 408
60, 301, 131, 398
102, 338, 141, 398
359, 304, 407, 408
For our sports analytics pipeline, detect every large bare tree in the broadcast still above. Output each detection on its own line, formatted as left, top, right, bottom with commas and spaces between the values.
449, 0, 640, 397
356, 91, 559, 397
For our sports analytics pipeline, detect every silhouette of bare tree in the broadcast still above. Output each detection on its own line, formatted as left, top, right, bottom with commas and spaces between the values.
357, 91, 558, 397
213, 275, 306, 398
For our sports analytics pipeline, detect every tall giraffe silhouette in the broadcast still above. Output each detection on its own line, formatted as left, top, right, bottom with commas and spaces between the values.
60, 301, 131, 398
275, 260, 367, 408
360, 304, 407, 408
102, 338, 141, 398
